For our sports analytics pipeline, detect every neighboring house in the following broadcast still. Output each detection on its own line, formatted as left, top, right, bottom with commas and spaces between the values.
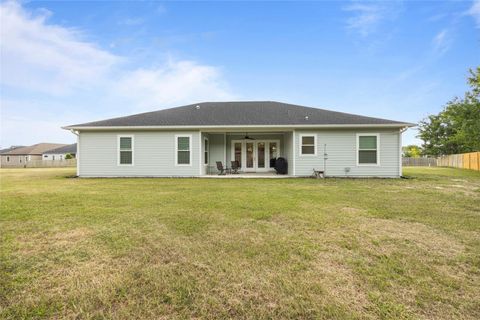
0, 143, 67, 168
63, 101, 414, 178
0, 146, 25, 155
42, 144, 77, 160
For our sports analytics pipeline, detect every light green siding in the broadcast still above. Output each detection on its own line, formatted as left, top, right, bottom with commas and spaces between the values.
283, 132, 294, 175
208, 134, 226, 164
78, 131, 201, 177
77, 128, 401, 177
294, 129, 401, 177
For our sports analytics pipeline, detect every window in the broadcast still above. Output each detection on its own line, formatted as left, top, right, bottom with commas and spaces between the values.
44, 155, 48, 158
52, 156, 55, 160
357, 134, 379, 165
300, 134, 316, 155
176, 135, 191, 165
204, 138, 209, 165
118, 136, 133, 165
6, 156, 9, 162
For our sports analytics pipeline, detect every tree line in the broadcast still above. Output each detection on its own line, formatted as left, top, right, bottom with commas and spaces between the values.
405, 67, 480, 157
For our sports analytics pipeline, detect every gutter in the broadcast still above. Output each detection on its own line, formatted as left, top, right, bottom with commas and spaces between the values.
62, 123, 416, 131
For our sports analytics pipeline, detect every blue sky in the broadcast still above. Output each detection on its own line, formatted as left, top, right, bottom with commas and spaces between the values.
1, 0, 479, 147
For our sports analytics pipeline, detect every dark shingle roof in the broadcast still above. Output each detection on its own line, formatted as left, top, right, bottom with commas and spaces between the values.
65, 101, 413, 128
44, 143, 77, 155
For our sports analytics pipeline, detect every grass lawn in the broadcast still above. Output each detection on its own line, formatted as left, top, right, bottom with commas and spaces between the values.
1, 167, 479, 319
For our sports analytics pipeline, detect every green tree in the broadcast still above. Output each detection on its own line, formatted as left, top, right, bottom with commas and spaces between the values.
402, 145, 422, 157
64, 153, 73, 159
418, 67, 480, 156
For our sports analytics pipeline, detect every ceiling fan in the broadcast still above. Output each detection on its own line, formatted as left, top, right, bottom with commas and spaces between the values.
244, 132, 255, 140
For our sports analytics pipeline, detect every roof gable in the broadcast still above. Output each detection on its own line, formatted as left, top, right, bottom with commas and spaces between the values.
65, 101, 413, 128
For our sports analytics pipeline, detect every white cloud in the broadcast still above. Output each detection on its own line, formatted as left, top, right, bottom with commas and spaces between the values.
114, 60, 233, 110
432, 29, 452, 55
0, 1, 119, 95
0, 1, 234, 146
343, 1, 402, 37
467, 0, 480, 28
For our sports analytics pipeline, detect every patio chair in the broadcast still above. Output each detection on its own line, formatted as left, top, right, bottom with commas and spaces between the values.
216, 161, 227, 175
230, 160, 240, 174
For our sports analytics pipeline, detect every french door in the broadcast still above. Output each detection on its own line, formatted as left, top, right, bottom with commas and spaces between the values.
231, 140, 280, 172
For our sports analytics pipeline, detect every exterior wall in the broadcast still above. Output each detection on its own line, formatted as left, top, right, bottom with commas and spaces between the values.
283, 131, 294, 175
207, 133, 226, 166
294, 129, 401, 177
78, 130, 200, 177
0, 155, 41, 168
75, 128, 402, 177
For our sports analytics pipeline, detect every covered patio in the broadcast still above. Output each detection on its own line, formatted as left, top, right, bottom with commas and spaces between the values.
201, 131, 294, 176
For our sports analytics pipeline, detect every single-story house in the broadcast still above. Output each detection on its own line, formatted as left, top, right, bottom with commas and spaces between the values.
0, 143, 67, 168
42, 143, 77, 160
63, 101, 414, 178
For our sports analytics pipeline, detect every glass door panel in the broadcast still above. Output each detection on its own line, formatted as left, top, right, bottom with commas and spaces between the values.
234, 142, 242, 168
257, 142, 265, 168
246, 142, 254, 169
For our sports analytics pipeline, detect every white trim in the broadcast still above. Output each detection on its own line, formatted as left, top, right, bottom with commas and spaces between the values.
230, 139, 280, 172
299, 133, 317, 156
117, 135, 134, 166
398, 129, 402, 176
356, 133, 380, 166
175, 134, 192, 166
76, 132, 80, 176
223, 133, 227, 164
292, 130, 296, 176
199, 131, 203, 175
64, 123, 415, 131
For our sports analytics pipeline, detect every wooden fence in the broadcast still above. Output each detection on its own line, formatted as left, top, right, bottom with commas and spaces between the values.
402, 157, 437, 167
436, 152, 480, 171
25, 159, 77, 168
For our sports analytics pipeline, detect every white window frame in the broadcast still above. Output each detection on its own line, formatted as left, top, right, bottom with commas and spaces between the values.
356, 133, 380, 166
175, 134, 192, 166
204, 137, 209, 165
117, 135, 134, 166
299, 133, 317, 156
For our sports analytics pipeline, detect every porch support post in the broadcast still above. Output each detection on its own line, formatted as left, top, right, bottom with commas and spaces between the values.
224, 133, 227, 164
199, 130, 202, 176
292, 130, 296, 176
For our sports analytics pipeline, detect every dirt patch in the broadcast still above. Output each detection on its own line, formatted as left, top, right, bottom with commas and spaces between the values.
16, 228, 93, 255
357, 218, 464, 257
341, 207, 366, 214
310, 251, 371, 313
